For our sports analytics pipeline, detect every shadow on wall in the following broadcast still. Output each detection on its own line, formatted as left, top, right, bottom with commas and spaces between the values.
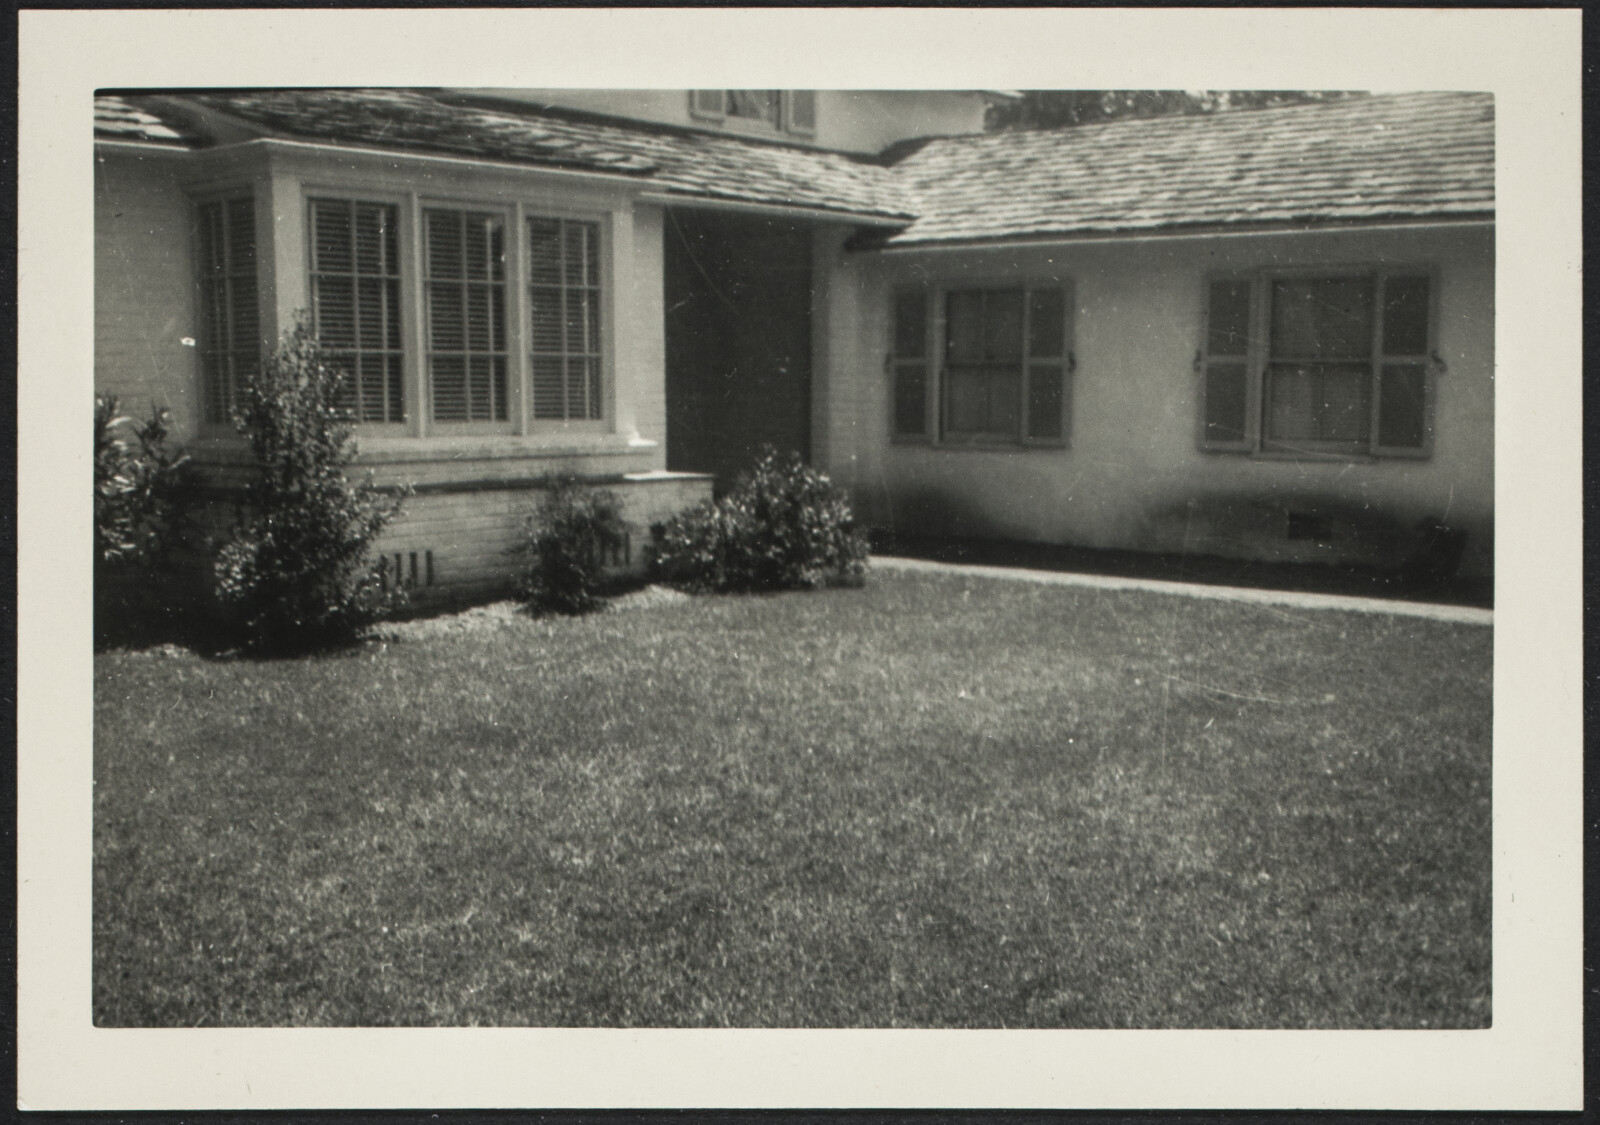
873, 485, 1474, 585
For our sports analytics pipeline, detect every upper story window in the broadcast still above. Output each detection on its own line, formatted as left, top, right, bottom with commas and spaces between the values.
1200, 270, 1435, 458
690, 90, 816, 137
196, 197, 259, 423
890, 282, 1075, 447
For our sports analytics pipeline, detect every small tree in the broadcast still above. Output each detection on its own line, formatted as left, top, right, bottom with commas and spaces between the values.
515, 476, 629, 615
214, 324, 407, 653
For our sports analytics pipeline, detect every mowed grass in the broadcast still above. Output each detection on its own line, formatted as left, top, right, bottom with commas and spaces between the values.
94, 568, 1492, 1028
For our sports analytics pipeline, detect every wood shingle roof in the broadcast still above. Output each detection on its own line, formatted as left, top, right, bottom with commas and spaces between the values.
95, 90, 1493, 242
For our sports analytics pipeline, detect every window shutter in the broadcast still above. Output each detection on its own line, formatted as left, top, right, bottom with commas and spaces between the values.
1024, 283, 1072, 444
690, 90, 725, 119
1199, 278, 1253, 452
1372, 274, 1433, 457
787, 91, 817, 135
889, 288, 930, 440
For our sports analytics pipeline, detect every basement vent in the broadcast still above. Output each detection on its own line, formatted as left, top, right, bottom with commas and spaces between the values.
385, 549, 436, 590
1285, 513, 1333, 542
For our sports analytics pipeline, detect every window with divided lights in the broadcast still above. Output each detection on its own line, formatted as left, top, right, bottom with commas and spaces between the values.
690, 91, 816, 136
309, 198, 404, 423
529, 218, 604, 421
1200, 270, 1435, 457
197, 197, 259, 424
890, 283, 1073, 445
424, 208, 509, 424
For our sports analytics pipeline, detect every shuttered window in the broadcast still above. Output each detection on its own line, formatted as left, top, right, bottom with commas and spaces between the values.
941, 284, 1072, 444
528, 217, 603, 421
1199, 270, 1435, 457
691, 91, 817, 136
197, 197, 259, 424
309, 198, 404, 423
424, 209, 508, 424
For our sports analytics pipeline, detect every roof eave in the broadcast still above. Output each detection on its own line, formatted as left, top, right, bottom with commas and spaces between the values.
867, 213, 1496, 252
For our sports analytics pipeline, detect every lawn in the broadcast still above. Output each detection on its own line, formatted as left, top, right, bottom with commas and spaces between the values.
94, 567, 1492, 1028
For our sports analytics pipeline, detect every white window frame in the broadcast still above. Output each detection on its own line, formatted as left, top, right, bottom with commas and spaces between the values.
889, 279, 1075, 449
287, 186, 614, 441
689, 90, 817, 137
1197, 264, 1440, 461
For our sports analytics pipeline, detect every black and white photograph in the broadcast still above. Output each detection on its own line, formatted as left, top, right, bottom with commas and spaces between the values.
18, 5, 1582, 1112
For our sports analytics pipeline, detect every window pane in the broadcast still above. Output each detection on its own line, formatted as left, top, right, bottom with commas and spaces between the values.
727, 90, 780, 124
946, 365, 990, 433
312, 200, 352, 274
893, 290, 926, 358
1028, 289, 1065, 358
1319, 363, 1370, 442
1270, 277, 1374, 359
315, 276, 356, 347
983, 290, 1024, 361
563, 222, 588, 287
987, 367, 1021, 433
227, 199, 256, 273
230, 276, 259, 356
1207, 280, 1251, 357
1265, 362, 1371, 444
1265, 365, 1319, 442
429, 283, 464, 351
1203, 362, 1248, 444
532, 356, 564, 419
893, 363, 926, 436
431, 355, 467, 421
528, 219, 562, 285
946, 291, 984, 362
566, 356, 592, 419
530, 287, 562, 352
426, 212, 462, 280
357, 277, 386, 349
1382, 276, 1430, 356
1379, 363, 1427, 448
1028, 363, 1063, 440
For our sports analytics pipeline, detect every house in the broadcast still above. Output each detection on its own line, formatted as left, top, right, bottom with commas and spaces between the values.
94, 89, 1494, 600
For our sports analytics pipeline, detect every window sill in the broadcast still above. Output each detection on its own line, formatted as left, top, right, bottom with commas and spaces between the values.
186, 431, 658, 466
893, 437, 1068, 452
1201, 446, 1431, 464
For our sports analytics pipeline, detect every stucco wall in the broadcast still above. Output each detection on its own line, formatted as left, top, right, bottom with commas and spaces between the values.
94, 148, 204, 435
824, 224, 1495, 575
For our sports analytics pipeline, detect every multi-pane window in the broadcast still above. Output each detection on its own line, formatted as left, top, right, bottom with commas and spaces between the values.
690, 91, 815, 135
424, 209, 508, 423
528, 217, 603, 421
197, 197, 259, 423
1200, 271, 1434, 456
309, 198, 404, 423
891, 284, 1072, 445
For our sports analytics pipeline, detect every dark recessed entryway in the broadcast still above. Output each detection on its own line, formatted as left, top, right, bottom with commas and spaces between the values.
664, 207, 813, 490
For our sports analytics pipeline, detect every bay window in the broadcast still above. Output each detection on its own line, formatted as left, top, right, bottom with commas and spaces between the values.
198, 181, 614, 437
1200, 269, 1436, 457
890, 282, 1074, 446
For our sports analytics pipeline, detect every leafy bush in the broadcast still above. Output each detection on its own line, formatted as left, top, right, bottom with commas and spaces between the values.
95, 394, 189, 570
214, 324, 407, 653
652, 446, 868, 594
516, 477, 629, 615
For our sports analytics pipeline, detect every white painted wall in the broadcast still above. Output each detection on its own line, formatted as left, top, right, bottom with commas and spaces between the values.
823, 224, 1496, 575
94, 148, 204, 436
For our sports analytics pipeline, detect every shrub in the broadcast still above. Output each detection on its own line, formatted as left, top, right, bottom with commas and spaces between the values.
95, 395, 189, 570
652, 446, 868, 594
214, 324, 407, 653
95, 396, 192, 646
515, 476, 628, 615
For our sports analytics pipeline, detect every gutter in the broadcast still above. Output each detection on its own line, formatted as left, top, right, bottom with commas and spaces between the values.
868, 215, 1495, 252
636, 191, 909, 227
